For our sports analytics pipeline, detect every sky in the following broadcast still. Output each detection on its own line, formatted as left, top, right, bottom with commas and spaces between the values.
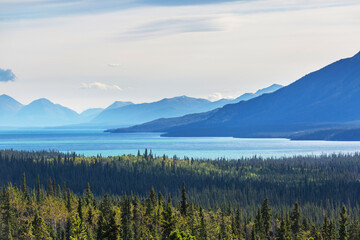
0, 0, 360, 112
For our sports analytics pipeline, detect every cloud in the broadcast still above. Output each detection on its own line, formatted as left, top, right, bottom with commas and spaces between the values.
0, 68, 16, 82
81, 82, 122, 91
0, 0, 237, 21
107, 63, 121, 67
208, 92, 223, 101
121, 17, 222, 40
208, 92, 236, 101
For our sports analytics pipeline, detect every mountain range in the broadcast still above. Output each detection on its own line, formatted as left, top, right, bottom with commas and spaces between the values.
109, 51, 360, 139
0, 84, 282, 127
91, 84, 282, 126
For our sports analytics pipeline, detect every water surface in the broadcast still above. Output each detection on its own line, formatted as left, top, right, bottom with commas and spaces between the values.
0, 129, 360, 159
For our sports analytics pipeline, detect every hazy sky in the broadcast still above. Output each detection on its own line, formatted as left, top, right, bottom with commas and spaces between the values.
0, 0, 360, 112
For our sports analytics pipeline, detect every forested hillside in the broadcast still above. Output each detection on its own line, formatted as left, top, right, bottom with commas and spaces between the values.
0, 172, 359, 239
1, 150, 360, 239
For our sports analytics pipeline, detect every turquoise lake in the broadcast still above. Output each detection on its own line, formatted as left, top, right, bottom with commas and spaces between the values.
1, 129, 360, 159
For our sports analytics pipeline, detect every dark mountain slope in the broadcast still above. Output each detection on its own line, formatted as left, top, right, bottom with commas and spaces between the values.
110, 51, 360, 137
233, 83, 283, 103
208, 83, 283, 109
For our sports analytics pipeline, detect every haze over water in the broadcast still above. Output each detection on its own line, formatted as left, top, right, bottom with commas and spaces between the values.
1, 129, 360, 159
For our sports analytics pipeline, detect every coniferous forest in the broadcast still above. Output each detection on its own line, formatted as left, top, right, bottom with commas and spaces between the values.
1, 149, 360, 239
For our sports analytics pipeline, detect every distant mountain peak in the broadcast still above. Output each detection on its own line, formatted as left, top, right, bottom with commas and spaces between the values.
105, 101, 133, 110
164, 95, 190, 100
174, 95, 188, 99
233, 84, 283, 103
34, 98, 51, 102
353, 51, 360, 58
30, 98, 54, 105
254, 84, 283, 95
0, 94, 23, 104
0, 94, 18, 101
270, 83, 283, 88
177, 95, 191, 98
160, 95, 210, 103
0, 94, 23, 117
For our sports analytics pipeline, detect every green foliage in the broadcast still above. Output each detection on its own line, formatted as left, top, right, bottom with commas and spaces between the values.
2, 149, 360, 214
290, 202, 301, 238
121, 196, 133, 240
1, 150, 360, 240
261, 198, 272, 237
1, 190, 15, 240
70, 214, 87, 240
167, 230, 196, 240
162, 196, 176, 239
278, 219, 291, 240
32, 214, 51, 240
339, 205, 349, 240
181, 182, 187, 217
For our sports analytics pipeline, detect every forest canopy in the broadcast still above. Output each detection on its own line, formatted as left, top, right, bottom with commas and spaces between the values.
1, 149, 360, 239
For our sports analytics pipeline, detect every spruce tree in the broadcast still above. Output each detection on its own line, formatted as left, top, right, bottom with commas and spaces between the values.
66, 217, 72, 240
219, 211, 228, 239
234, 205, 242, 239
339, 205, 349, 240
100, 194, 113, 218
96, 215, 105, 240
19, 219, 34, 240
254, 207, 263, 237
348, 221, 360, 240
77, 198, 83, 223
290, 202, 301, 238
146, 187, 156, 216
133, 196, 142, 240
329, 221, 337, 240
84, 183, 95, 206
162, 196, 176, 239
1, 190, 15, 240
36, 175, 41, 203
121, 197, 133, 240
180, 182, 187, 216
66, 189, 72, 212
302, 218, 309, 231
187, 203, 198, 237
144, 148, 148, 160
199, 207, 208, 240
87, 207, 94, 226
310, 225, 322, 240
70, 214, 87, 240
251, 225, 256, 240
158, 192, 164, 206
97, 194, 119, 240
261, 198, 272, 237
321, 214, 330, 239
21, 173, 28, 199
277, 219, 290, 240
32, 214, 51, 240
107, 211, 119, 240
48, 177, 54, 196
